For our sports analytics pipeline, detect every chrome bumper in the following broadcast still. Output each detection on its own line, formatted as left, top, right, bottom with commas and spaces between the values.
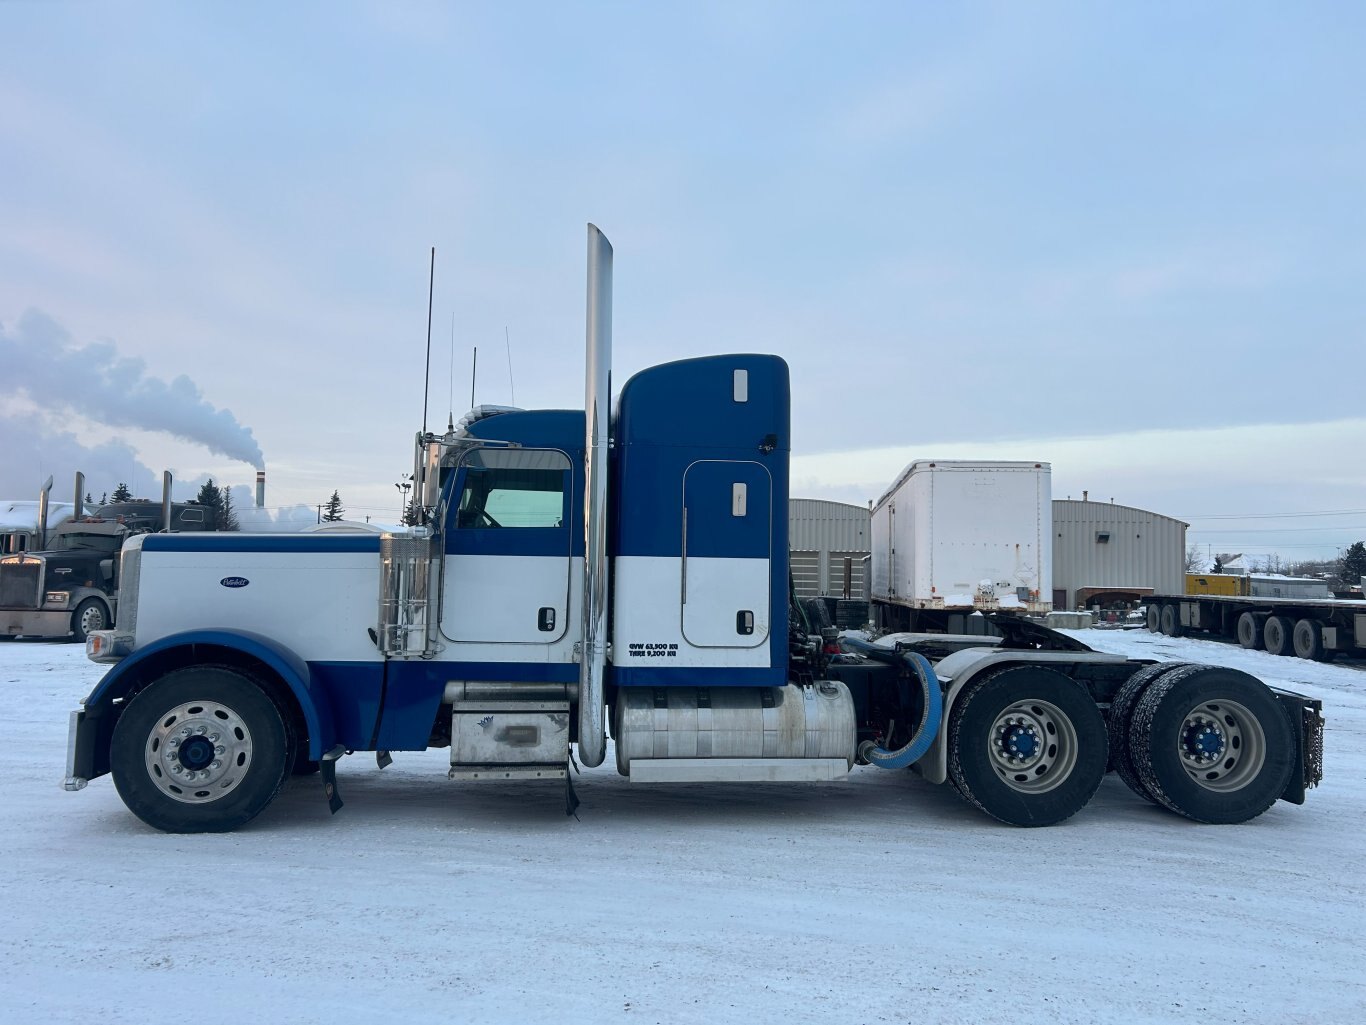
64, 709, 89, 791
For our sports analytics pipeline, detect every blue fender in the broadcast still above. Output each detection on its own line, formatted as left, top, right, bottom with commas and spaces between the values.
87, 630, 337, 760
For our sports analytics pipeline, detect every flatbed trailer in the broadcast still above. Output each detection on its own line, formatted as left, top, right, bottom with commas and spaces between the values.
1143, 592, 1366, 661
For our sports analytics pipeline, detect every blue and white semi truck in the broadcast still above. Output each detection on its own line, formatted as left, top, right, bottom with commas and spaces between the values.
65, 226, 1324, 833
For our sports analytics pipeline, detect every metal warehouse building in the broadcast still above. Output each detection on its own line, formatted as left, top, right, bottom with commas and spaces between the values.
789, 499, 871, 599
1052, 499, 1186, 610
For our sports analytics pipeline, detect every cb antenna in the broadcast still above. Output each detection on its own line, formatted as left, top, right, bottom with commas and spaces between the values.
447, 311, 455, 432
421, 246, 435, 435
471, 346, 478, 410
505, 326, 515, 405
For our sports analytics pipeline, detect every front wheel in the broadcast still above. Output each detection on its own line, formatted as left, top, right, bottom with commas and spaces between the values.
948, 666, 1108, 827
110, 666, 291, 833
71, 598, 109, 642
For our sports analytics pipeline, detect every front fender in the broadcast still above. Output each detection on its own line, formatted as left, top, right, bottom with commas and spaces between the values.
84, 629, 337, 761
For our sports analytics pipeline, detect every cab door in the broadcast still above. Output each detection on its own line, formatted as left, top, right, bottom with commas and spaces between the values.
681, 459, 771, 648
440, 447, 572, 645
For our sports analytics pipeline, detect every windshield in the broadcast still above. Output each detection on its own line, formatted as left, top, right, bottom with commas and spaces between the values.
48, 533, 122, 554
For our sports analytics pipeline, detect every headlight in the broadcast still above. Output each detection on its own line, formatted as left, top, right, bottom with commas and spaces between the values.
45, 591, 71, 607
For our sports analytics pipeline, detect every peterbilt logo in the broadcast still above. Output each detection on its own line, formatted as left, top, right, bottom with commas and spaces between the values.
220, 577, 250, 588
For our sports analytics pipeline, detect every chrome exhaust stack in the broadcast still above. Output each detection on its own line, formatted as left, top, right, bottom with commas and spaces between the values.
161, 471, 173, 531
73, 472, 85, 521
37, 475, 53, 549
578, 224, 612, 769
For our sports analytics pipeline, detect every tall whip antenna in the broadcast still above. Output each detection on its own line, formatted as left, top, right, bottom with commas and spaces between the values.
470, 347, 478, 410
505, 326, 515, 405
448, 312, 455, 430
421, 246, 435, 435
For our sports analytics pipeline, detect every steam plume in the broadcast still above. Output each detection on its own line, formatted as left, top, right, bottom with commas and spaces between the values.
0, 310, 265, 469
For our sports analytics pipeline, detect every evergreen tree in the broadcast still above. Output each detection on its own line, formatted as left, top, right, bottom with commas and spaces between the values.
195, 478, 225, 529
1212, 555, 1225, 573
99, 492, 108, 505
85, 492, 94, 505
1340, 541, 1366, 586
401, 499, 422, 527
111, 482, 132, 502
323, 490, 345, 522
219, 486, 241, 532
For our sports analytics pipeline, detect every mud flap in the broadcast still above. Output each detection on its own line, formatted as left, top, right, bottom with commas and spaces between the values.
320, 744, 347, 814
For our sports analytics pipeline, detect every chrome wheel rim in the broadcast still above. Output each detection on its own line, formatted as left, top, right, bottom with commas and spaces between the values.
988, 699, 1078, 794
79, 604, 105, 634
144, 700, 254, 804
1177, 698, 1265, 792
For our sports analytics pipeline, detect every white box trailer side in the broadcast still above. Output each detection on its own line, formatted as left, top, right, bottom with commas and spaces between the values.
872, 460, 1051, 612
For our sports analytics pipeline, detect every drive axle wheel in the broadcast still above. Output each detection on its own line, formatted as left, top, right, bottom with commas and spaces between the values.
1128, 665, 1294, 824
1107, 662, 1195, 804
110, 666, 291, 833
948, 666, 1108, 827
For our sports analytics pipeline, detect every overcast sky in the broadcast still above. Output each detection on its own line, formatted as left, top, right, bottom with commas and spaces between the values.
2, 2, 1362, 561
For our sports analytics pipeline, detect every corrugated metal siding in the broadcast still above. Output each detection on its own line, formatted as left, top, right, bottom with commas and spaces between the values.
826, 551, 866, 599
791, 550, 821, 597
789, 499, 871, 597
1052, 500, 1187, 607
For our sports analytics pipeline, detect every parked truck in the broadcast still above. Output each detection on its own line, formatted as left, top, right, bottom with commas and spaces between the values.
1, 494, 74, 555
64, 226, 1323, 834
2, 473, 218, 641
870, 459, 1052, 631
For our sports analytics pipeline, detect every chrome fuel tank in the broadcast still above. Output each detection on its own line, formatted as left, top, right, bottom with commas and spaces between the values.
613, 682, 856, 775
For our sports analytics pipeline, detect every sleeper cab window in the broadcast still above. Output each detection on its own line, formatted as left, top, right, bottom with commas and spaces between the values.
454, 448, 570, 529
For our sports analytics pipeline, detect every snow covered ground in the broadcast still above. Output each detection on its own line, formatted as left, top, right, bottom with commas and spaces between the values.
2, 632, 1363, 1025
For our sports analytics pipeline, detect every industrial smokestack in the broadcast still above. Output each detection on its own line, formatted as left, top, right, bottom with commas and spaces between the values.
256, 470, 265, 509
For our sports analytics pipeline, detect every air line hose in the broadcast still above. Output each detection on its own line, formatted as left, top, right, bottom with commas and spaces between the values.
840, 636, 944, 769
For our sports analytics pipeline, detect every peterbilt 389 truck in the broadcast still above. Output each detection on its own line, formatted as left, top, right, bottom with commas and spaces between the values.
65, 226, 1324, 834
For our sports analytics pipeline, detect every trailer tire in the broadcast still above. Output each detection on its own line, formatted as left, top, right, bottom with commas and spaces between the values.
1146, 605, 1160, 633
110, 665, 291, 833
1263, 615, 1294, 656
1292, 619, 1325, 661
71, 598, 109, 642
948, 666, 1108, 827
1159, 604, 1183, 637
1128, 665, 1294, 824
1236, 612, 1264, 650
1107, 662, 1194, 803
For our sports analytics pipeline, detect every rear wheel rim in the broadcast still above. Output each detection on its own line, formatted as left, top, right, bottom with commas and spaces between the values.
144, 700, 254, 804
1176, 698, 1266, 792
988, 699, 1079, 794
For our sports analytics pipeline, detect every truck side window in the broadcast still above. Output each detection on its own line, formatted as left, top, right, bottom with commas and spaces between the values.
454, 449, 569, 529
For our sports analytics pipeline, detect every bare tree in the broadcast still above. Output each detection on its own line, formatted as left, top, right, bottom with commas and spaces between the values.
1184, 545, 1206, 574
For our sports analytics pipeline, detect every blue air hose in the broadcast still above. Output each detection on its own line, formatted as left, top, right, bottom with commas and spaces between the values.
840, 637, 944, 770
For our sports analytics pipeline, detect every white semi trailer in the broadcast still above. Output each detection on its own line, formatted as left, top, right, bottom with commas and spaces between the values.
870, 460, 1052, 631
64, 227, 1323, 834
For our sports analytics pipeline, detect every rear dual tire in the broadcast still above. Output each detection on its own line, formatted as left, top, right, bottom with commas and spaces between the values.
1124, 665, 1294, 823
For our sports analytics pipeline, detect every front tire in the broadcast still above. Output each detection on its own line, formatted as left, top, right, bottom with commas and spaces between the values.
1128, 665, 1294, 824
110, 666, 291, 833
71, 598, 109, 642
948, 666, 1108, 827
